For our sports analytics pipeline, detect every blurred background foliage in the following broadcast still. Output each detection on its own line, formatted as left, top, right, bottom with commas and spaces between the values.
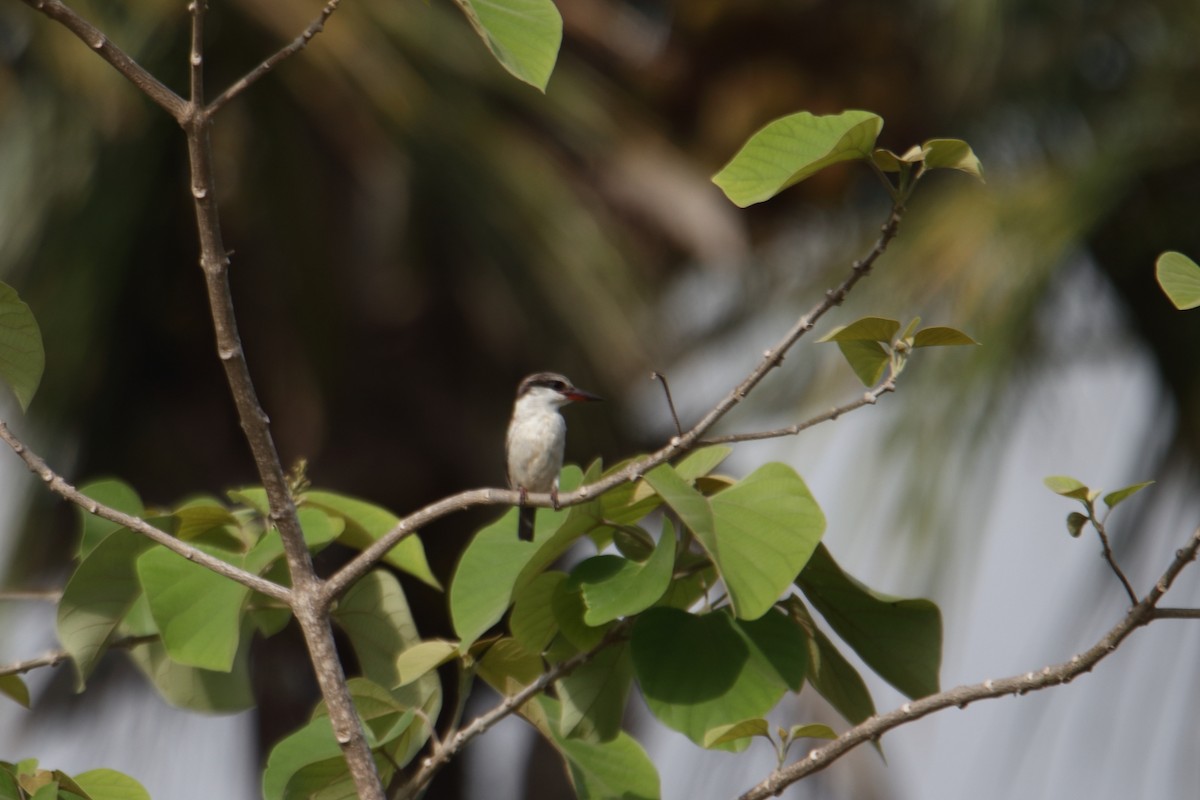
1, 0, 1199, 796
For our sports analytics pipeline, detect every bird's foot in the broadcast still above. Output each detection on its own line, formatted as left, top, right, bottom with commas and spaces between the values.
550, 485, 561, 511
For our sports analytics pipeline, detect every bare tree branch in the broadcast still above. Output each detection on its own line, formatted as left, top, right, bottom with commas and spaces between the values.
737, 525, 1200, 800
700, 380, 897, 445
1150, 607, 1200, 620
16, 0, 187, 120
207, 0, 345, 115
0, 589, 61, 602
0, 649, 69, 678
179, 1, 381, 793
324, 204, 908, 603
0, 634, 158, 678
0, 421, 290, 602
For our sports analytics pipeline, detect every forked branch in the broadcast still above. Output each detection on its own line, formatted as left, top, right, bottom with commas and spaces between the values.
17, 0, 186, 119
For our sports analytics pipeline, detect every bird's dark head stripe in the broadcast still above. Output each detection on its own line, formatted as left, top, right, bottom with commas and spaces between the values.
517, 372, 572, 397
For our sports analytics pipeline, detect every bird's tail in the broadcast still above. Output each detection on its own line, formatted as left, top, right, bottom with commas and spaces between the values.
518, 506, 537, 541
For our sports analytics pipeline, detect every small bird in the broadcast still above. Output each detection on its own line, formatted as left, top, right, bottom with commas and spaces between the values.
506, 372, 601, 540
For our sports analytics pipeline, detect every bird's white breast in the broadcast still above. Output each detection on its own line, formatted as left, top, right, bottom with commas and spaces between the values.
506, 399, 567, 492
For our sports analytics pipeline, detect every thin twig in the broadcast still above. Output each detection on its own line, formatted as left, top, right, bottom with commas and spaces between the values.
0, 649, 69, 678
700, 380, 896, 445
399, 622, 631, 799
1092, 517, 1139, 606
17, 0, 187, 120
0, 589, 62, 602
188, 0, 204, 107
0, 634, 158, 678
324, 203, 908, 603
737, 525, 1200, 800
207, 0, 345, 115
651, 372, 683, 438
0, 421, 290, 602
1150, 607, 1200, 620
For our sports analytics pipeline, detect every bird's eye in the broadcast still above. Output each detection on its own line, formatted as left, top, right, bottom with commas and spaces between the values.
551, 380, 566, 391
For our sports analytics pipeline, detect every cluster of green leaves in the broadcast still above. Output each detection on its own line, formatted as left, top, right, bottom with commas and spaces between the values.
1, 453, 939, 799
5, 476, 440, 798
1044, 476, 1153, 538
0, 761, 147, 800
346, 449, 944, 798
819, 316, 978, 387
51, 478, 435, 700
711, 109, 984, 208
